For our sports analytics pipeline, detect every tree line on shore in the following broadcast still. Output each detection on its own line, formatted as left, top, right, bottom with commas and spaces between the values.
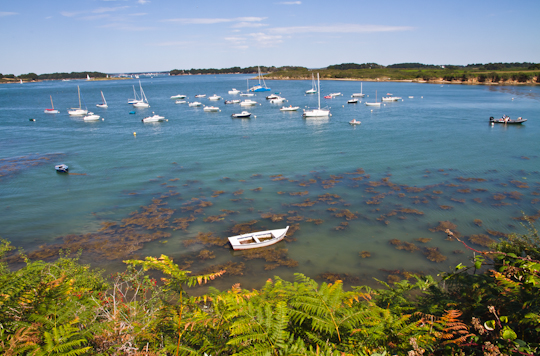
3, 62, 539, 84
1, 220, 539, 355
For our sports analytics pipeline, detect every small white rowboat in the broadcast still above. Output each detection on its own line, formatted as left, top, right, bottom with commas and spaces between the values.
228, 226, 289, 250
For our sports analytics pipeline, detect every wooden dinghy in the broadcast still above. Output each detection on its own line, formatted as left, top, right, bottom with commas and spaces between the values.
228, 226, 289, 250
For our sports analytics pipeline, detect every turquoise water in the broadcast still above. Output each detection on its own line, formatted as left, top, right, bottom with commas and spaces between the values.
1, 75, 539, 291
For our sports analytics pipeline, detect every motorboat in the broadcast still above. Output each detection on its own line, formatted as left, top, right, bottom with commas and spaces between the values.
175, 100, 186, 104
329, 92, 342, 97
224, 100, 241, 104
195, 94, 206, 98
280, 106, 299, 111
347, 98, 359, 104
306, 73, 317, 94
208, 94, 222, 101
96, 91, 108, 108
240, 99, 257, 106
248, 66, 271, 92
324, 95, 332, 99
142, 113, 166, 122
381, 96, 401, 102
68, 86, 88, 116
349, 119, 361, 125
228, 226, 289, 250
266, 94, 280, 100
55, 164, 68, 173
189, 102, 202, 107
170, 94, 186, 99
489, 116, 527, 124
351, 83, 365, 97
44, 95, 60, 114
203, 106, 220, 112
240, 92, 255, 97
269, 97, 286, 104
83, 112, 101, 121
303, 74, 331, 117
228, 88, 240, 94
232, 111, 251, 118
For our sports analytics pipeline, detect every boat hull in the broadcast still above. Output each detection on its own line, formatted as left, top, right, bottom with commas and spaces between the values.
68, 109, 88, 116
142, 115, 165, 122
280, 106, 299, 111
55, 164, 68, 173
303, 109, 330, 117
250, 87, 271, 92
133, 102, 150, 108
228, 226, 289, 250
490, 117, 526, 124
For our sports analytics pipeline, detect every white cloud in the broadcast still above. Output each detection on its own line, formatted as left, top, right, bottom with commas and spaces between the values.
165, 18, 232, 24
163, 16, 266, 25
93, 6, 130, 14
236, 17, 266, 22
137, 0, 150, 4
99, 23, 154, 31
248, 32, 283, 47
270, 24, 414, 34
81, 14, 111, 21
60, 11, 81, 17
232, 22, 268, 28
276, 1, 301, 4
224, 36, 249, 49
153, 41, 193, 47
0, 11, 17, 17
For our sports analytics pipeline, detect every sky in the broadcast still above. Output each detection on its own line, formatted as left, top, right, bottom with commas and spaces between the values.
1, 0, 539, 75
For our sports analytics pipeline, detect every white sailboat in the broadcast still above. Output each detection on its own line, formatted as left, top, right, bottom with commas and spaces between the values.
128, 85, 141, 104
96, 91, 108, 108
240, 79, 255, 96
303, 73, 330, 117
365, 90, 381, 106
133, 81, 150, 108
68, 86, 88, 116
352, 83, 365, 97
248, 66, 271, 92
44, 95, 60, 114
305, 73, 317, 94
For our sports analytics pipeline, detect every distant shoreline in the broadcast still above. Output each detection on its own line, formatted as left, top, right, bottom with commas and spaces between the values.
262, 76, 539, 86
0, 77, 131, 85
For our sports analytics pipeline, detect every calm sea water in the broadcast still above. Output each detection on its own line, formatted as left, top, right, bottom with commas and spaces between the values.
1, 75, 539, 291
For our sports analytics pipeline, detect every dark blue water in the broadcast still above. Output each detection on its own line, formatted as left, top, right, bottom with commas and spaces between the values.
1, 75, 539, 290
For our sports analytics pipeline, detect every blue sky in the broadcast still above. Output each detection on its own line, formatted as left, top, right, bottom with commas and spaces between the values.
1, 0, 539, 75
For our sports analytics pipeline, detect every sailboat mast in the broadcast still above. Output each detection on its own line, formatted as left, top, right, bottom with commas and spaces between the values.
317, 73, 321, 109
50, 95, 54, 109
78, 86, 81, 109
